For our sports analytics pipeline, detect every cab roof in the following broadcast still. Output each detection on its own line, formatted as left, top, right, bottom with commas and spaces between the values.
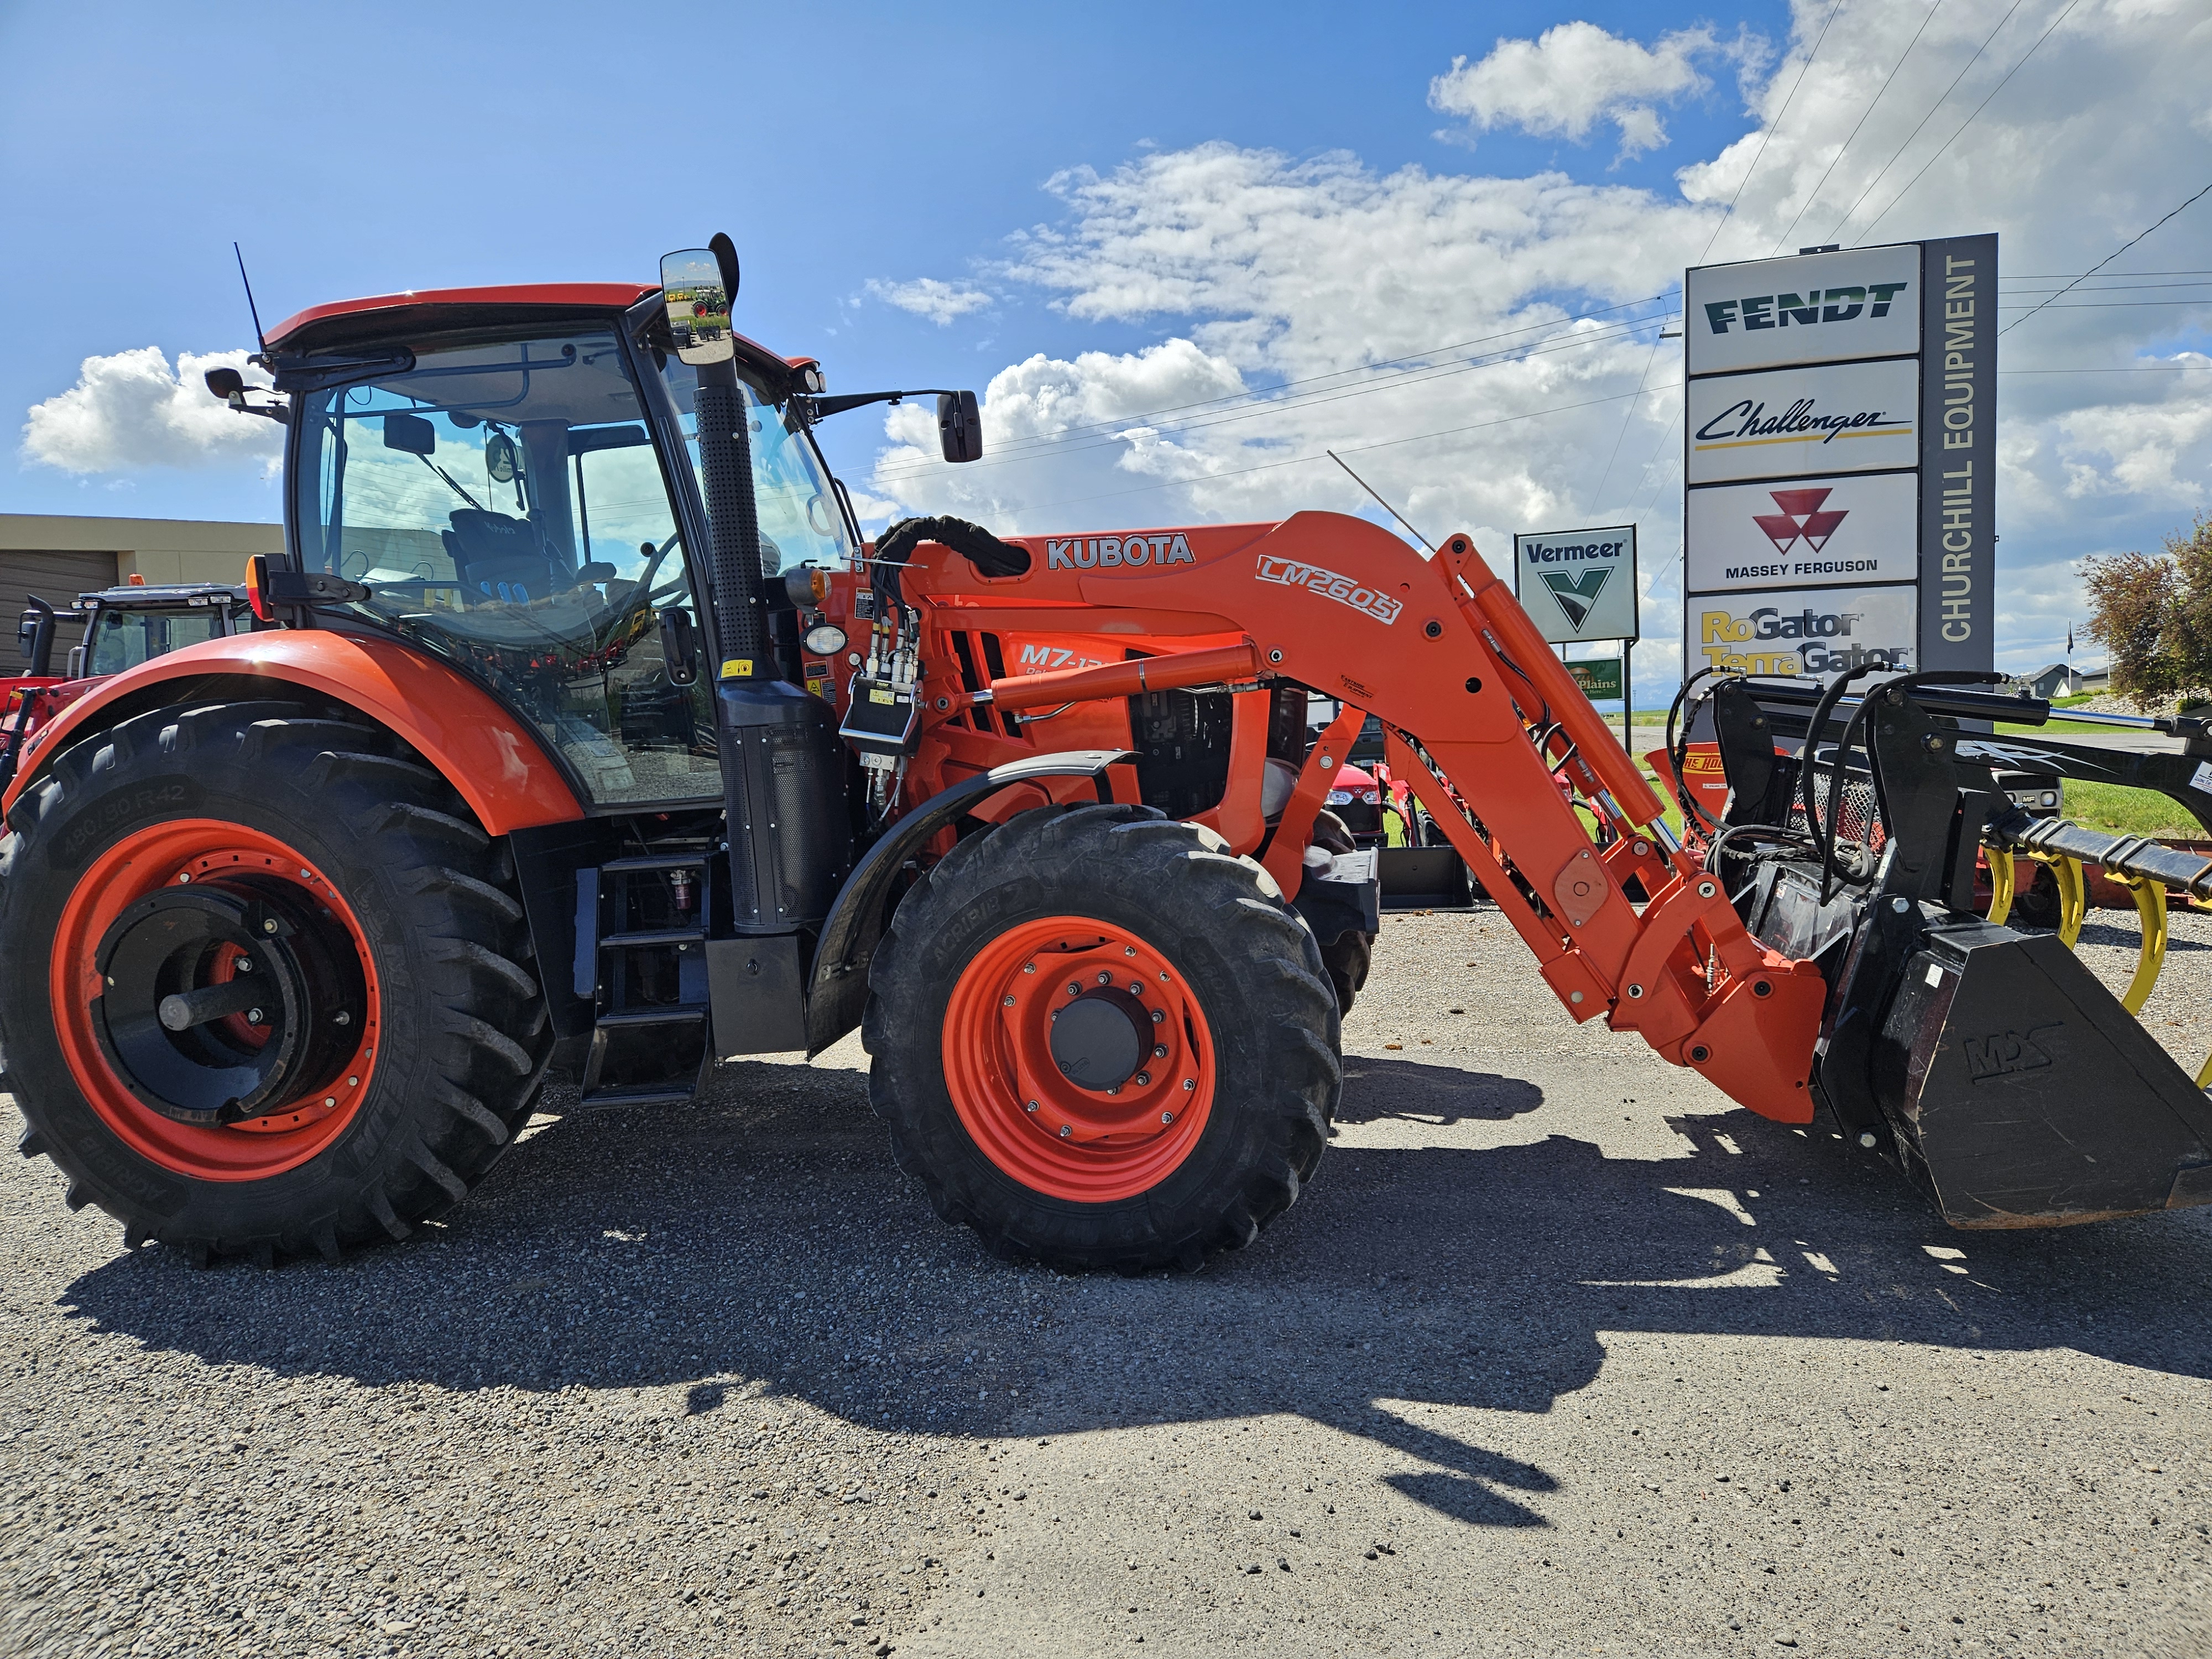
266, 284, 658, 350
264, 282, 822, 394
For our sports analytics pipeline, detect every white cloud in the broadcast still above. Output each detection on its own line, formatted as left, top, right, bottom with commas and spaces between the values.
1430, 23, 1735, 160
22, 347, 277, 475
864, 277, 993, 326
862, 0, 2212, 678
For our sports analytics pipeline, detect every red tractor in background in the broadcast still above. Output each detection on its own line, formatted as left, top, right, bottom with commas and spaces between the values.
5, 233, 2211, 1275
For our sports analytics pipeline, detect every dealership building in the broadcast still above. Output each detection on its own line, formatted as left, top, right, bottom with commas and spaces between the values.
0, 514, 281, 672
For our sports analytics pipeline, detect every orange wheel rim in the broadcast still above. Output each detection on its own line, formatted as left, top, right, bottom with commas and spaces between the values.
49, 819, 382, 1182
940, 914, 1216, 1202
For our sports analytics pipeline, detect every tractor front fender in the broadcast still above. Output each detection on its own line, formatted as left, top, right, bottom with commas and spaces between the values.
0, 631, 585, 836
804, 749, 1135, 1055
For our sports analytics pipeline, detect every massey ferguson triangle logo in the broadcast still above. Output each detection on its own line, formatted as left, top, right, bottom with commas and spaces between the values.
1755, 488, 1849, 555
1540, 567, 1611, 631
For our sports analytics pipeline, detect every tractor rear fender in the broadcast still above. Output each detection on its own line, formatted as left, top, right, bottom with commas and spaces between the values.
803, 749, 1135, 1056
0, 630, 585, 836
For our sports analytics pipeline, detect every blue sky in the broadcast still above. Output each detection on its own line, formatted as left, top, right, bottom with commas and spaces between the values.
6, 0, 2209, 680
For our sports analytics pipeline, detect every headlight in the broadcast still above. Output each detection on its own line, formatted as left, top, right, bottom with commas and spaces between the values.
1325, 789, 1353, 806
802, 623, 848, 655
1360, 789, 1381, 804
2042, 791, 2059, 808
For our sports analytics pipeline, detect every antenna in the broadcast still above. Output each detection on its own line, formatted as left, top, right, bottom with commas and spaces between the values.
1327, 450, 1435, 553
233, 242, 268, 357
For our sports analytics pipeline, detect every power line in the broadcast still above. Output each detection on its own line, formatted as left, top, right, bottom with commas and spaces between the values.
1858, 0, 2081, 241
870, 314, 1663, 484
2000, 180, 2212, 336
980, 389, 1653, 518
1824, 0, 2026, 246
1589, 330, 1670, 515
1697, 0, 1849, 265
1995, 298, 2212, 311
1767, 0, 1947, 258
900, 292, 1677, 467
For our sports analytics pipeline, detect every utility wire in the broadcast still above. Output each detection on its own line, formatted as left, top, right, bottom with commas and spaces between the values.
1767, 0, 1947, 257
989, 389, 1650, 518
1698, 0, 1850, 265
1824, 0, 2025, 245
870, 315, 1660, 483
1589, 327, 1671, 515
894, 292, 1676, 467
1859, 0, 2081, 241
1999, 180, 2212, 336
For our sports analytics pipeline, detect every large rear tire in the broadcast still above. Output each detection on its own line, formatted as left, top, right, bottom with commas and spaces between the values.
0, 700, 551, 1265
863, 804, 1341, 1272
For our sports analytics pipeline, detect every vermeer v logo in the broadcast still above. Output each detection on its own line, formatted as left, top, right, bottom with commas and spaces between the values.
1541, 567, 1611, 631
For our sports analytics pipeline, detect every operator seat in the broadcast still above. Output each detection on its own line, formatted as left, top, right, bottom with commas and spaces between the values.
442, 508, 567, 602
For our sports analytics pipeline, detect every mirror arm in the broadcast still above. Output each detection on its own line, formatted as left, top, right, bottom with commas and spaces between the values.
793, 389, 962, 425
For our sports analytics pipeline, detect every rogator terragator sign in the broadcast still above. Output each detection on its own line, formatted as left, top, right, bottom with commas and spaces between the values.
1681, 235, 1996, 681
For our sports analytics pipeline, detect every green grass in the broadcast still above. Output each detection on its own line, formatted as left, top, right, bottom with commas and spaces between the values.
1995, 718, 2145, 737
2062, 779, 2204, 839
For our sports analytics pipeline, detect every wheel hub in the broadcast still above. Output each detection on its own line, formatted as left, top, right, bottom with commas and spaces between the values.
90, 877, 364, 1126
1049, 988, 1149, 1092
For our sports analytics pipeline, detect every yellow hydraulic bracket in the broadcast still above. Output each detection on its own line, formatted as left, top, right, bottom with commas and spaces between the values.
1984, 845, 2015, 925
2030, 851, 2086, 949
2118, 874, 2169, 1015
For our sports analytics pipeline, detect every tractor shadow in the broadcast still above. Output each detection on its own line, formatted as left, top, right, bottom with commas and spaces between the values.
51, 1054, 2212, 1531
1332, 1055, 1543, 1126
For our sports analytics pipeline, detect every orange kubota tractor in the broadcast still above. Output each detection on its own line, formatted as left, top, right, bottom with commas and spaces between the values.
4, 235, 2210, 1272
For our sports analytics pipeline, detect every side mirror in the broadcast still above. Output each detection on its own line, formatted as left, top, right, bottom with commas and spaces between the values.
661, 241, 740, 368
382, 411, 436, 456
937, 390, 983, 463
204, 366, 246, 403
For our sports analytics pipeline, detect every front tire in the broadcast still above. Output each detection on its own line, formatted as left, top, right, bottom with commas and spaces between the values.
0, 700, 551, 1265
863, 805, 1341, 1272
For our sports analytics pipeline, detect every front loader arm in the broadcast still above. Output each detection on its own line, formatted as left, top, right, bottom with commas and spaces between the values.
901, 510, 1824, 1121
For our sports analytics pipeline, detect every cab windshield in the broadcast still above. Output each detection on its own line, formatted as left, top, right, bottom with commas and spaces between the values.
657, 357, 853, 575
289, 327, 719, 805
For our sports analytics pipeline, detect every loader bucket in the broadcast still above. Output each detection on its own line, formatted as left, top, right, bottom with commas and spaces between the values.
1845, 911, 2212, 1227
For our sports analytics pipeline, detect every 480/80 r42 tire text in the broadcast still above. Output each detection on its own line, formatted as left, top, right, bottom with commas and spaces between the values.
863, 804, 1343, 1272
0, 700, 551, 1265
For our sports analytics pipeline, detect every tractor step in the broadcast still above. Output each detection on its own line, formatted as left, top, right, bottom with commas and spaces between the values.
578, 853, 714, 1105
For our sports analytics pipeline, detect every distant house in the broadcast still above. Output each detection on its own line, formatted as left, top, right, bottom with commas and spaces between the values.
2024, 662, 2086, 698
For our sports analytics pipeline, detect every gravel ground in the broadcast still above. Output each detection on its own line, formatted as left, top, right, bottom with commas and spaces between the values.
4, 902, 2210, 1658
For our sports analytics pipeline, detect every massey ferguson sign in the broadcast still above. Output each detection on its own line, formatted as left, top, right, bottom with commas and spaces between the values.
1684, 472, 1918, 593
1681, 234, 1995, 682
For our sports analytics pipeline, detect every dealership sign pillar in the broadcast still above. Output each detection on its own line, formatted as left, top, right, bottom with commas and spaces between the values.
1681, 236, 1996, 683
1511, 525, 1638, 749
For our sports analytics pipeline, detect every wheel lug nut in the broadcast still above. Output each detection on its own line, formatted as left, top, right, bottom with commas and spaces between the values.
1182, 1078, 1196, 1091
1150, 1009, 1165, 1024
1158, 971, 1168, 982
1067, 983, 1082, 996
1128, 980, 1143, 993
1161, 1112, 1175, 1125
1023, 963, 1036, 974
1124, 945, 1136, 957
1153, 1045, 1167, 1058
1059, 1124, 1073, 1138
1026, 1100, 1039, 1113
321, 1097, 336, 1108
1096, 971, 1112, 985
1003, 995, 1016, 1008
333, 1010, 348, 1025
262, 919, 278, 934
1134, 1072, 1150, 1086
248, 1009, 265, 1024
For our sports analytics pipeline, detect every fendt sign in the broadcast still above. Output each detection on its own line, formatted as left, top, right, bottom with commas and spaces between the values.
1682, 235, 1996, 682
